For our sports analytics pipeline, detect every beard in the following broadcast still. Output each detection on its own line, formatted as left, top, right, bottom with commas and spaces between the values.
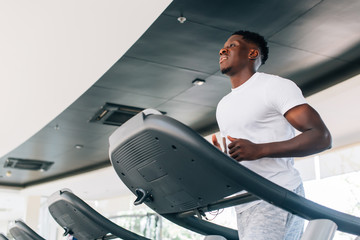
221, 66, 232, 74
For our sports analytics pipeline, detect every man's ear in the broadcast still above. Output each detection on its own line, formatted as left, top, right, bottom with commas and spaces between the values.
248, 49, 259, 60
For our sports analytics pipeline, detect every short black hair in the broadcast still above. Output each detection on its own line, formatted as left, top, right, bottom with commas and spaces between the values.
232, 30, 269, 65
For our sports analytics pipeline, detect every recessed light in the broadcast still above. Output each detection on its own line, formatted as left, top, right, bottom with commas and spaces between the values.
192, 78, 206, 86
75, 144, 84, 149
177, 16, 186, 24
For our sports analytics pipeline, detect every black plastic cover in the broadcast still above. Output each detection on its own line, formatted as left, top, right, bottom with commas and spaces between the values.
109, 109, 360, 236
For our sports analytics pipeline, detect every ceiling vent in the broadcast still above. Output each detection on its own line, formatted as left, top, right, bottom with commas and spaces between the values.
4, 158, 54, 171
90, 103, 165, 126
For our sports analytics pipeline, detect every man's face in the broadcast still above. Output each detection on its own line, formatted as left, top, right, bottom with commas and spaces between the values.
219, 35, 255, 75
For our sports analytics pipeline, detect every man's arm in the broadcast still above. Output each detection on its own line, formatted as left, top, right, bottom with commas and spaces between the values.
227, 104, 332, 161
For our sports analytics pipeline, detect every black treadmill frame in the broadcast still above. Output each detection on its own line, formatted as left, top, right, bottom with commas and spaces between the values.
108, 109, 360, 240
47, 189, 150, 240
0, 233, 9, 240
9, 220, 45, 240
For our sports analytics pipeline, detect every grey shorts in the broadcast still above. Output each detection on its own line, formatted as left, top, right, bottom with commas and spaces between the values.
236, 184, 305, 240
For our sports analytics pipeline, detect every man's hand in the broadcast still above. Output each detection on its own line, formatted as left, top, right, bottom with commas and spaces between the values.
227, 136, 263, 161
212, 134, 222, 151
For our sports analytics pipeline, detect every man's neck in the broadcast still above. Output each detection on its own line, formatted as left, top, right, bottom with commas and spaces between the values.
229, 69, 256, 89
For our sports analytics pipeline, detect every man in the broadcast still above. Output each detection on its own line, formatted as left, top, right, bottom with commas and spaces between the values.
212, 30, 332, 240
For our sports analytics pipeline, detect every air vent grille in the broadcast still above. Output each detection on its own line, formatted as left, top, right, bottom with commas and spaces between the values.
90, 103, 166, 126
4, 158, 54, 171
90, 103, 144, 126
112, 131, 164, 172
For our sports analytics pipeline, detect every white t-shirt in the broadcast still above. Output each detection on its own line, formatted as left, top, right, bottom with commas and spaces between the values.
216, 72, 307, 212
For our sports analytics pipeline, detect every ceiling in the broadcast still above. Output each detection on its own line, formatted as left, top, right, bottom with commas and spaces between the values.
1, 0, 360, 188
0, 0, 171, 158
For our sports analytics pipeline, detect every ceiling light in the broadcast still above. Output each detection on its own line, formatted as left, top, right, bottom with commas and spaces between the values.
192, 78, 206, 86
177, 16, 186, 24
75, 144, 84, 149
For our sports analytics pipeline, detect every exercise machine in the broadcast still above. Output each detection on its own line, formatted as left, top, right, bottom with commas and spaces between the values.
9, 219, 45, 240
108, 109, 360, 240
0, 233, 9, 240
47, 189, 150, 240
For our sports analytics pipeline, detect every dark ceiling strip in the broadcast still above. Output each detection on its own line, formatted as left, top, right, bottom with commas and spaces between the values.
268, 40, 349, 61
302, 57, 360, 97
22, 160, 112, 188
0, 182, 24, 188
162, 13, 233, 33
123, 55, 214, 75
267, 0, 325, 39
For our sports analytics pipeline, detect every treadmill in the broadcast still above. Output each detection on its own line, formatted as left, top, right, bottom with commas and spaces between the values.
0, 233, 9, 240
108, 109, 360, 240
47, 189, 150, 240
9, 219, 45, 240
